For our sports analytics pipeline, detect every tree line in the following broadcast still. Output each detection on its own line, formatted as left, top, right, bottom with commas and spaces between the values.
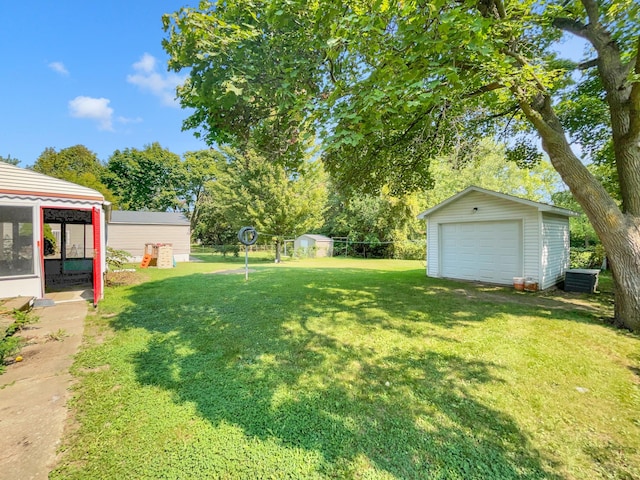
3, 138, 594, 264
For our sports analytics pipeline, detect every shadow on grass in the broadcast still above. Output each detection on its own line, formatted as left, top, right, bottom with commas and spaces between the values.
108, 267, 565, 478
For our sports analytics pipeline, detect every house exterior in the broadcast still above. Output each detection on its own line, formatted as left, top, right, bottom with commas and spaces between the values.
294, 234, 334, 258
107, 211, 191, 262
0, 162, 108, 305
417, 186, 578, 290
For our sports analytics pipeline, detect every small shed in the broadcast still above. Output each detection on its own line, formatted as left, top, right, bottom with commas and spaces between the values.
417, 186, 578, 290
107, 211, 191, 262
0, 162, 108, 305
294, 234, 334, 258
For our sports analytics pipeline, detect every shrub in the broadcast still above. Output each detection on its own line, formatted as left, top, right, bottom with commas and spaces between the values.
570, 247, 604, 269
106, 247, 132, 270
392, 241, 425, 260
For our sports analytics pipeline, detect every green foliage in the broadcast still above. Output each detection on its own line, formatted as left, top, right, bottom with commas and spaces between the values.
162, 0, 623, 195
105, 247, 132, 270
43, 224, 57, 256
552, 190, 600, 249
420, 140, 562, 208
322, 183, 423, 259
162, 1, 322, 169
51, 260, 639, 479
213, 244, 240, 257
0, 154, 20, 165
104, 143, 185, 211
181, 150, 221, 230
0, 336, 23, 372
570, 247, 605, 270
199, 147, 328, 260
163, 1, 640, 327
32, 145, 116, 203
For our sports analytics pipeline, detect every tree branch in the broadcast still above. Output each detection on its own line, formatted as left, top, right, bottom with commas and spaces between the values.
577, 58, 598, 70
504, 50, 548, 93
485, 104, 520, 120
463, 81, 504, 99
552, 17, 589, 39
580, 0, 601, 28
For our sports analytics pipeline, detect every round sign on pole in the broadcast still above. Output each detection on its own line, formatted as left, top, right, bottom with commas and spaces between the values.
238, 226, 258, 246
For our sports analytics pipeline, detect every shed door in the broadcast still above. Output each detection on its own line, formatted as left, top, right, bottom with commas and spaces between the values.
440, 221, 522, 285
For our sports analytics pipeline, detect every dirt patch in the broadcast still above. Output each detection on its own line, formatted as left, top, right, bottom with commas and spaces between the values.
105, 270, 149, 287
208, 268, 257, 275
451, 283, 614, 318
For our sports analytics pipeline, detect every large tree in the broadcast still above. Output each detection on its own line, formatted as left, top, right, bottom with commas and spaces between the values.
205, 147, 327, 261
164, 1, 640, 330
32, 145, 116, 203
180, 149, 221, 231
104, 143, 185, 212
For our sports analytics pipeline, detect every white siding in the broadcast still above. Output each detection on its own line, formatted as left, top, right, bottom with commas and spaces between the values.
0, 162, 104, 202
107, 224, 191, 262
540, 213, 571, 289
426, 190, 540, 282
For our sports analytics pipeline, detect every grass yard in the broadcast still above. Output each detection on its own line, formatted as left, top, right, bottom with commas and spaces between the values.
52, 258, 639, 479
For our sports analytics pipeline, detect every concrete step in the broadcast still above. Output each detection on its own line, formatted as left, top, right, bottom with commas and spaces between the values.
0, 297, 34, 338
0, 296, 34, 315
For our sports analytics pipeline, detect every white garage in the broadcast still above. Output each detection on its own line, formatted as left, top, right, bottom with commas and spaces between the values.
418, 186, 577, 290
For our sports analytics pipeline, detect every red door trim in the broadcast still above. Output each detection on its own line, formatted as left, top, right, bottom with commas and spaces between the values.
92, 207, 102, 306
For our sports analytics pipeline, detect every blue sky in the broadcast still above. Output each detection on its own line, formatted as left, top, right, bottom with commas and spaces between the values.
0, 1, 205, 167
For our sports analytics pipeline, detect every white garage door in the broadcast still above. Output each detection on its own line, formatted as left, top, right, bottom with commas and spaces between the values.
440, 221, 522, 284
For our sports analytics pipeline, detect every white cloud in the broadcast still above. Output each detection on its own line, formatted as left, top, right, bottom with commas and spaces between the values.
127, 53, 186, 107
49, 61, 69, 75
133, 52, 156, 73
117, 116, 143, 125
68, 96, 114, 131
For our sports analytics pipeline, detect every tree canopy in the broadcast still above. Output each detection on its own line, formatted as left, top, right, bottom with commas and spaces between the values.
104, 142, 185, 212
203, 147, 328, 261
32, 145, 116, 204
164, 0, 640, 330
421, 140, 562, 207
181, 149, 221, 230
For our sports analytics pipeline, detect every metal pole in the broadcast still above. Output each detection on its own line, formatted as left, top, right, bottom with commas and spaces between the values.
245, 246, 249, 281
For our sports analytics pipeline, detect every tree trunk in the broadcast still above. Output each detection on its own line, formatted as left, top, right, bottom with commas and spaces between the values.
275, 239, 282, 263
608, 227, 640, 331
517, 93, 640, 331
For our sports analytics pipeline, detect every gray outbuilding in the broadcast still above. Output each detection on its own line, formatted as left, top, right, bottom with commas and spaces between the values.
294, 234, 334, 258
417, 186, 578, 290
107, 211, 191, 262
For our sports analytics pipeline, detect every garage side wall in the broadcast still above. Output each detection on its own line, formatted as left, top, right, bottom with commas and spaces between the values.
426, 191, 540, 282
540, 213, 571, 289
107, 224, 191, 262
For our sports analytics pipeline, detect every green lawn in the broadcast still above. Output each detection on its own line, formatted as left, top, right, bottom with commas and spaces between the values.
52, 258, 639, 479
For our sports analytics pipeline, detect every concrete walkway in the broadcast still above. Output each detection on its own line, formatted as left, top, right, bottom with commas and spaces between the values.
0, 293, 89, 480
